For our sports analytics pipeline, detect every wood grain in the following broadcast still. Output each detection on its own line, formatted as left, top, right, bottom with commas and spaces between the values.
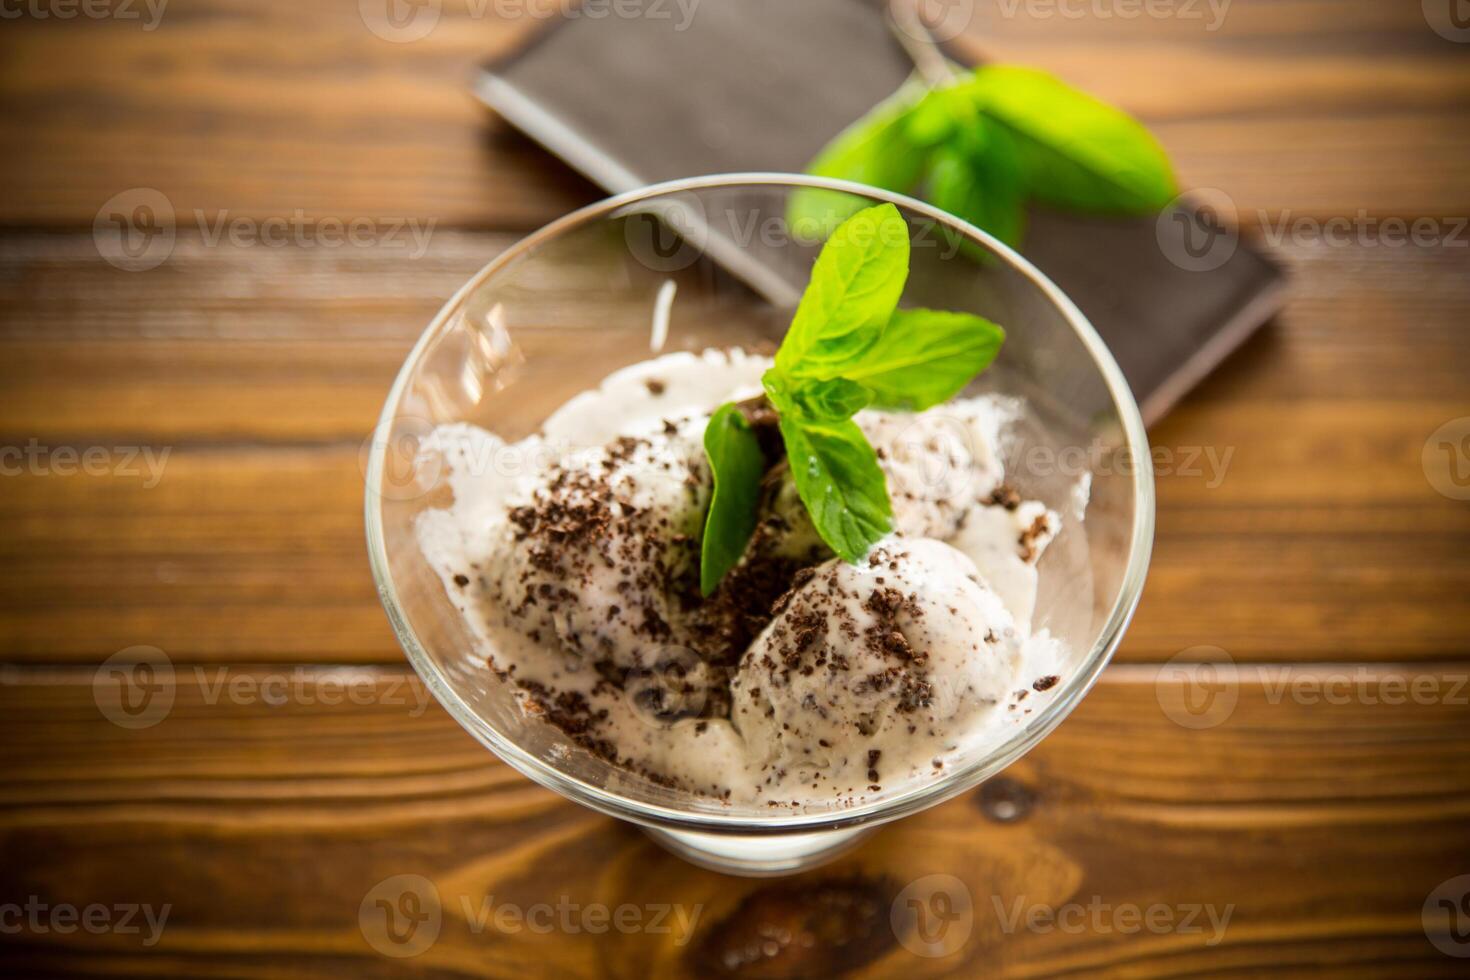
1, 0, 1467, 975
1, 0, 1467, 227
1, 233, 1465, 664
0, 668, 1467, 977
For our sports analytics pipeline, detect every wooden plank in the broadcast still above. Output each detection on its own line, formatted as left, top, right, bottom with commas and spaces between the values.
0, 668, 1465, 977
0, 0, 591, 228
1, 231, 1466, 665
1, 0, 1467, 227
0, 433, 1465, 664
2, 233, 1467, 434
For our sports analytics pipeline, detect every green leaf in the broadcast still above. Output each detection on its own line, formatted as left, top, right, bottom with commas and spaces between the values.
779, 416, 892, 563
764, 370, 873, 424
967, 65, 1177, 213
904, 83, 970, 148
699, 403, 765, 595
844, 308, 1006, 411
775, 203, 910, 382
926, 122, 1027, 249
788, 80, 931, 239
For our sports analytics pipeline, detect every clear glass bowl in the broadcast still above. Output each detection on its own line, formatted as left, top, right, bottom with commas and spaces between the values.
365, 174, 1153, 875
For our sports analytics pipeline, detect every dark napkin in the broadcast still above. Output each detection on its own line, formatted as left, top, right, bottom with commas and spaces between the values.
474, 0, 1285, 423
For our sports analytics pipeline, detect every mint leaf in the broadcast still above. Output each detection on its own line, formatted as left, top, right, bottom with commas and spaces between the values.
904, 84, 967, 148
775, 203, 910, 381
765, 371, 873, 424
844, 309, 1005, 411
967, 65, 1176, 213
779, 416, 892, 563
926, 122, 1026, 249
699, 402, 765, 595
787, 81, 931, 239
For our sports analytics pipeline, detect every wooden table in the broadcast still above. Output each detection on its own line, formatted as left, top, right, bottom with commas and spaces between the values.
2, 1, 1468, 975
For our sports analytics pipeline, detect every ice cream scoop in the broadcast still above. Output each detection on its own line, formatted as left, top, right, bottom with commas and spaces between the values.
731, 536, 1025, 800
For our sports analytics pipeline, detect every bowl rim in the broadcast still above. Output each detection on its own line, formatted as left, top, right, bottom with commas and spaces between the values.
365, 172, 1155, 834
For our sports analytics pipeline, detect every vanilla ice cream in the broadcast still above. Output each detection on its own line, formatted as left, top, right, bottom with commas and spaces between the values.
416, 349, 1067, 806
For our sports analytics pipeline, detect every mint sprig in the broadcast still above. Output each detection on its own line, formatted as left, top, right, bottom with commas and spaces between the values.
777, 416, 891, 563
698, 204, 1006, 590
699, 403, 766, 595
790, 64, 1177, 247
775, 201, 910, 380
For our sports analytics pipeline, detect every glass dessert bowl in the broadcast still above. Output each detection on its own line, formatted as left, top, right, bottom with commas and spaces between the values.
365, 174, 1153, 876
